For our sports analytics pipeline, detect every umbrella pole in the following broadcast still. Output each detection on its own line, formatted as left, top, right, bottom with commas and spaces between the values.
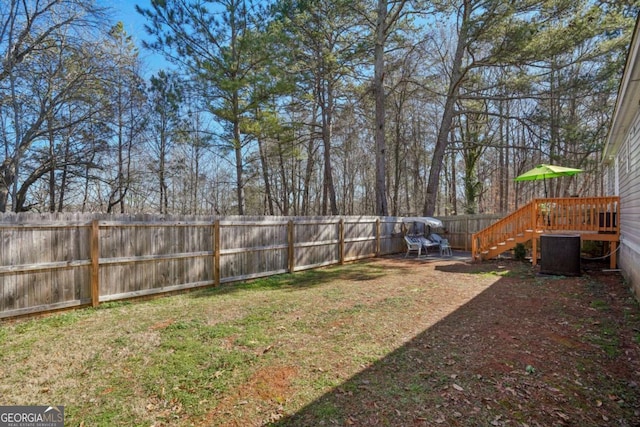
543, 177, 550, 226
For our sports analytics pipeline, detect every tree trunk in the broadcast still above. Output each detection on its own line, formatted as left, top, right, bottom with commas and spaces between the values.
498, 101, 505, 213
321, 128, 338, 215
422, 0, 470, 216
48, 118, 56, 213
257, 135, 274, 215
504, 101, 511, 211
57, 135, 71, 212
160, 134, 167, 214
392, 103, 402, 216
450, 151, 457, 215
374, 0, 388, 216
301, 107, 318, 216
277, 141, 290, 215
192, 119, 201, 214
233, 116, 245, 215
319, 77, 338, 215
118, 106, 125, 214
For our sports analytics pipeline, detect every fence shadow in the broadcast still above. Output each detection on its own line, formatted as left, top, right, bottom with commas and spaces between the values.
271, 264, 640, 426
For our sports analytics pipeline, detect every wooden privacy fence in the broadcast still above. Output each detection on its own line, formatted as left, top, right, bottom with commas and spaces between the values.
0, 214, 405, 319
0, 213, 504, 319
439, 214, 504, 251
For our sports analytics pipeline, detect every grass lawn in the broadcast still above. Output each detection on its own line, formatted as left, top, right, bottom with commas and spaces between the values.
1, 256, 639, 426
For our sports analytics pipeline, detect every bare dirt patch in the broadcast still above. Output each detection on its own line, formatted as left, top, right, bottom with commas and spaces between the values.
275, 257, 640, 427
209, 365, 298, 426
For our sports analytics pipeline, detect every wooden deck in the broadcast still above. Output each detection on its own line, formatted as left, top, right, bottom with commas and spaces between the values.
471, 197, 620, 268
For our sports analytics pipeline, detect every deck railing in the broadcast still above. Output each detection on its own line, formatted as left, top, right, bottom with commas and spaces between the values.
472, 196, 620, 262
534, 196, 619, 233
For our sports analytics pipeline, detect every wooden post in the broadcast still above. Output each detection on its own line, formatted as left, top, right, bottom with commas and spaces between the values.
531, 203, 539, 266
610, 240, 617, 269
339, 218, 345, 265
90, 220, 100, 307
471, 233, 477, 262
214, 220, 220, 286
375, 218, 381, 256
288, 220, 295, 273
465, 216, 470, 252
611, 200, 620, 269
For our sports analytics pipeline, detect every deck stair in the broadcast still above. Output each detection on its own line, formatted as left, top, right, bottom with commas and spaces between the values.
471, 197, 620, 268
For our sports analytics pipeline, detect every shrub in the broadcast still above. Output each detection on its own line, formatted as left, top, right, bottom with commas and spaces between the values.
514, 243, 527, 261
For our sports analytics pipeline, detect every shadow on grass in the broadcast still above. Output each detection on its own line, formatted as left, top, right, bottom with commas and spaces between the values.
434, 259, 531, 275
270, 263, 640, 426
189, 259, 416, 297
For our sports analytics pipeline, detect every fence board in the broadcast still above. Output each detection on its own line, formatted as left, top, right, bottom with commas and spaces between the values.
97, 222, 215, 299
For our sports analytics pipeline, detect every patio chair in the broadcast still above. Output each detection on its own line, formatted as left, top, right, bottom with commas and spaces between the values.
420, 236, 440, 254
439, 238, 452, 257
428, 233, 452, 257
404, 235, 423, 257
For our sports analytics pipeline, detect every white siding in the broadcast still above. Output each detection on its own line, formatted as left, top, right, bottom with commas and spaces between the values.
618, 108, 640, 297
615, 156, 620, 196
604, 158, 617, 196
620, 245, 640, 300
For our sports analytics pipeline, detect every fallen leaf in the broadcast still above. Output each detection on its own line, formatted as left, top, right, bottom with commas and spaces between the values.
452, 383, 464, 391
270, 413, 283, 422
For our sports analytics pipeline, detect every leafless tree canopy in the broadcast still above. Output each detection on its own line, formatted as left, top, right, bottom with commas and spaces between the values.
0, 0, 636, 215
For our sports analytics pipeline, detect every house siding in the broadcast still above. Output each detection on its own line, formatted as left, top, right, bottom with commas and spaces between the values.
620, 245, 640, 299
617, 108, 640, 298
604, 16, 640, 298
605, 158, 616, 196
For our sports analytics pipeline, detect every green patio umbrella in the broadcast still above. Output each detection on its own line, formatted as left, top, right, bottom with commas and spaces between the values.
514, 164, 583, 198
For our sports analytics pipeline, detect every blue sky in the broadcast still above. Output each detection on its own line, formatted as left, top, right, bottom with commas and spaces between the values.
106, 0, 148, 33
103, 0, 171, 76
